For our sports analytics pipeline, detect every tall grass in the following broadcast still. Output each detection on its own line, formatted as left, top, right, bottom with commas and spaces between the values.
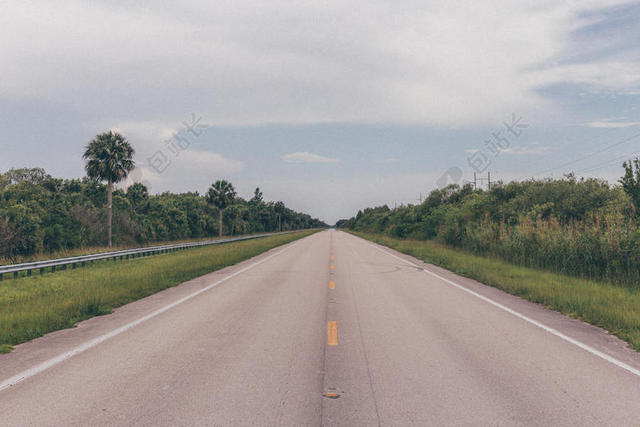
352, 231, 640, 351
347, 178, 640, 287
449, 213, 640, 287
0, 230, 317, 353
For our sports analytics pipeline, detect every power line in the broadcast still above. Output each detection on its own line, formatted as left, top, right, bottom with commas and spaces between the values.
574, 151, 640, 175
533, 130, 640, 177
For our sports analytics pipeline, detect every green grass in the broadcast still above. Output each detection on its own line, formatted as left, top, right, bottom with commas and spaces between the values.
0, 231, 294, 265
0, 230, 318, 352
350, 231, 640, 351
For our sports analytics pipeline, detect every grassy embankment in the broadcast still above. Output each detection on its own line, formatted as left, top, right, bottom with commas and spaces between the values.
0, 230, 317, 353
350, 231, 640, 352
0, 232, 295, 265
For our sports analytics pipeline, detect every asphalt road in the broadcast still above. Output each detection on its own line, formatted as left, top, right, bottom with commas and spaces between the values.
1, 230, 640, 426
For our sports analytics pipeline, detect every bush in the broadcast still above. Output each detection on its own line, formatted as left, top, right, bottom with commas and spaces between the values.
345, 176, 640, 287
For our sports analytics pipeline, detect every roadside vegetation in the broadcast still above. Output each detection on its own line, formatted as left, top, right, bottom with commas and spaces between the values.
0, 232, 292, 265
350, 231, 640, 351
0, 162, 325, 263
339, 161, 640, 287
0, 230, 317, 353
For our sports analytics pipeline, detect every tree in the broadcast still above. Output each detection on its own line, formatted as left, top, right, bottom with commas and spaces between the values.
620, 158, 640, 216
250, 187, 263, 206
83, 131, 135, 247
127, 182, 149, 213
207, 180, 237, 236
0, 216, 14, 257
3, 168, 51, 186
274, 201, 285, 232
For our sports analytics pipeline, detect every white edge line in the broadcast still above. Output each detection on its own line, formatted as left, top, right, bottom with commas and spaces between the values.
361, 238, 640, 379
0, 241, 299, 392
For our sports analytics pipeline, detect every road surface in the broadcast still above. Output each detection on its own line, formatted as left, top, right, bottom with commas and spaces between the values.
1, 230, 640, 426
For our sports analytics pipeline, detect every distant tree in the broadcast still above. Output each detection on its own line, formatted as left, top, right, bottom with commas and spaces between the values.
620, 158, 640, 216
83, 131, 135, 247
250, 187, 263, 205
0, 167, 324, 257
2, 168, 51, 186
207, 180, 237, 236
274, 201, 285, 232
126, 182, 149, 213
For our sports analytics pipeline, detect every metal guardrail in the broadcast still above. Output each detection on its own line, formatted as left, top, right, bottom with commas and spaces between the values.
0, 230, 304, 280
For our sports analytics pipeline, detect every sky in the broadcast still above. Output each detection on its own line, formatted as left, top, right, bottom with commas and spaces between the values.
1, 0, 640, 224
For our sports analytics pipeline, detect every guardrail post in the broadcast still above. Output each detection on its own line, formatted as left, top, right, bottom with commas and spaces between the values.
14, 271, 18, 279
0, 273, 3, 281
52, 266, 56, 273
27, 269, 32, 276
72, 263, 76, 269
40, 267, 45, 274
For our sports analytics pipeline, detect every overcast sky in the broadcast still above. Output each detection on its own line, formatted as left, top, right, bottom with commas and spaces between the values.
2, 1, 640, 223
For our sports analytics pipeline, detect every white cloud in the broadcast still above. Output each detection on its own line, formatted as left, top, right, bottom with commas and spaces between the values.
281, 152, 338, 163
0, 1, 637, 128
123, 150, 245, 194
114, 120, 245, 193
376, 158, 400, 164
499, 144, 554, 155
584, 120, 640, 128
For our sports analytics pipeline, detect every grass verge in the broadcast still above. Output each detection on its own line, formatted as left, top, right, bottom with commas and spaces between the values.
0, 231, 301, 265
0, 230, 318, 352
350, 231, 640, 351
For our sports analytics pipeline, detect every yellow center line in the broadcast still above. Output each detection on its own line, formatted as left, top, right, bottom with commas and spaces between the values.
330, 265, 334, 270
329, 280, 335, 289
327, 321, 338, 346
330, 255, 334, 260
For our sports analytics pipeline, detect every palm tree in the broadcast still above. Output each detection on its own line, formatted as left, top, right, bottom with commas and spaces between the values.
83, 131, 135, 247
207, 180, 237, 237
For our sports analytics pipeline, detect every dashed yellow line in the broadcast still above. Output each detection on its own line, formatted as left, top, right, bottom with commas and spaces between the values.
330, 255, 334, 260
327, 321, 338, 346
329, 280, 335, 289
330, 265, 334, 270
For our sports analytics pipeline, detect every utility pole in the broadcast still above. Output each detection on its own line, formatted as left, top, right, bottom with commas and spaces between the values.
473, 172, 492, 191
